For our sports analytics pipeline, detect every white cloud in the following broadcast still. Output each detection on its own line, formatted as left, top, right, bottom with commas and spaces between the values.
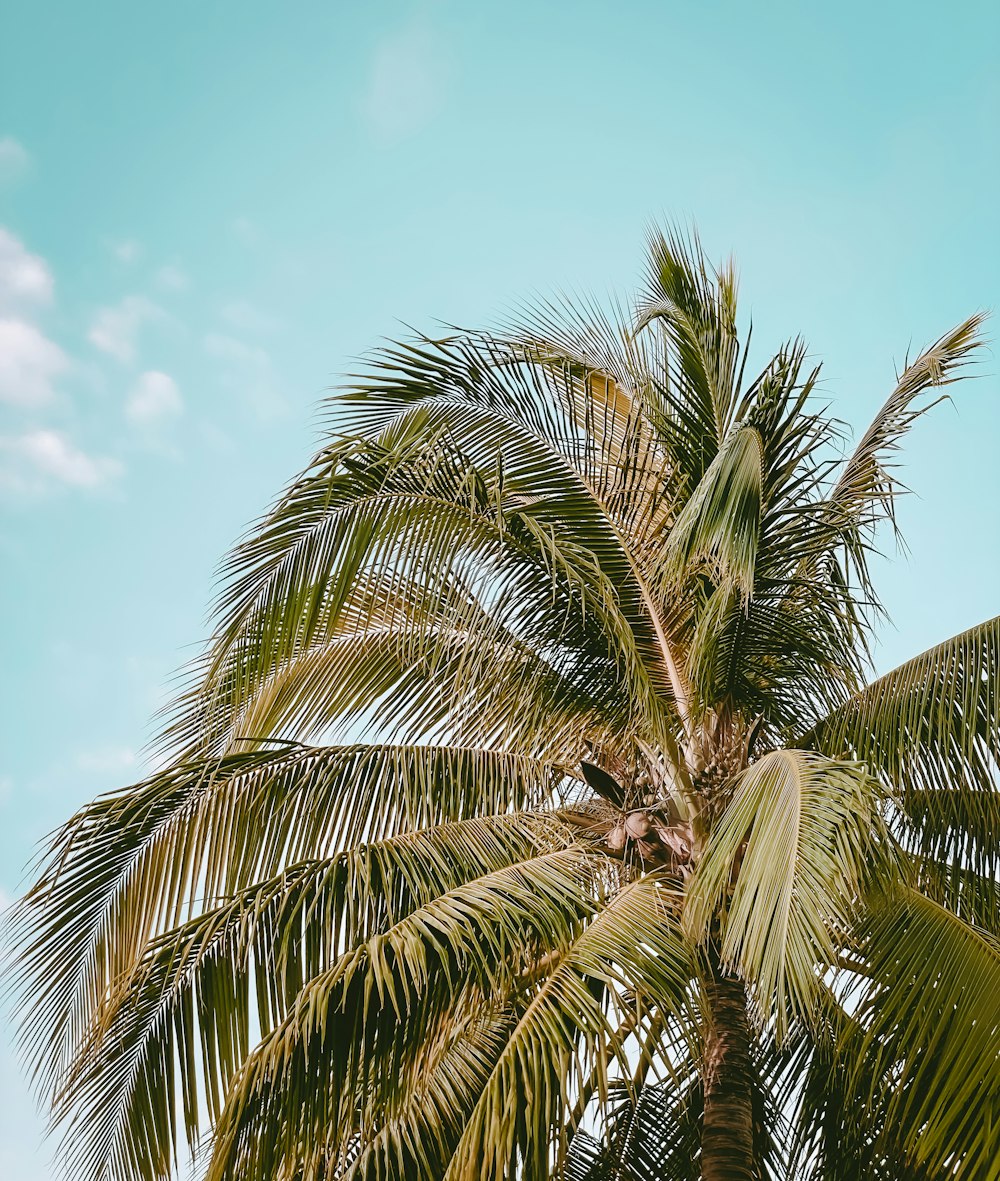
155, 264, 189, 292
0, 231, 64, 405
0, 429, 121, 491
110, 239, 142, 264
205, 332, 285, 419
87, 295, 162, 362
0, 136, 29, 185
0, 318, 67, 406
0, 226, 54, 310
363, 22, 442, 138
126, 370, 182, 424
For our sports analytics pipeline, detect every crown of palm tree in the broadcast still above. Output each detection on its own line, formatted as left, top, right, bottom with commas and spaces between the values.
10, 228, 997, 1181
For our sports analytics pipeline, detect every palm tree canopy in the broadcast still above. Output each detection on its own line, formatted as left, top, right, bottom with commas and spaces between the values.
10, 228, 997, 1181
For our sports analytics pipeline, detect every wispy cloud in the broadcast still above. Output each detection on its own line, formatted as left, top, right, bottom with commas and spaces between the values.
0, 226, 54, 310
0, 318, 67, 406
87, 295, 163, 363
125, 370, 183, 425
205, 332, 285, 419
109, 238, 142, 265
0, 136, 29, 185
155, 264, 189, 292
0, 228, 66, 406
0, 429, 122, 493
363, 21, 443, 139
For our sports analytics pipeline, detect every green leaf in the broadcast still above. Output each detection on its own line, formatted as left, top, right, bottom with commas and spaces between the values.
686, 750, 887, 1036
809, 615, 1000, 877
10, 744, 562, 1099
849, 887, 1000, 1177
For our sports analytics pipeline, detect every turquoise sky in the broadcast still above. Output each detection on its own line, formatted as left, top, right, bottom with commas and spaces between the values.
1, 2, 997, 1175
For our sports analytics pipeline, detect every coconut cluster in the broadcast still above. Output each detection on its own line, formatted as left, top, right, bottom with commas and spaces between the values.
605, 809, 692, 866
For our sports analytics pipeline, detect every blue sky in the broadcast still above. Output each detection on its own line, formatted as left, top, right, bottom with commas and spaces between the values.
1, 1, 997, 1175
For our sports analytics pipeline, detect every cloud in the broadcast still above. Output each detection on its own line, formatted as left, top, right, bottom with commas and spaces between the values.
0, 226, 54, 310
204, 332, 285, 419
0, 429, 122, 492
155, 264, 189, 292
110, 239, 142, 265
125, 370, 183, 425
363, 22, 442, 138
0, 136, 29, 185
0, 230, 65, 405
87, 295, 163, 362
0, 318, 68, 406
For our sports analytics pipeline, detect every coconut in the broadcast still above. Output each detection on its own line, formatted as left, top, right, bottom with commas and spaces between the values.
606, 824, 627, 852
624, 811, 652, 839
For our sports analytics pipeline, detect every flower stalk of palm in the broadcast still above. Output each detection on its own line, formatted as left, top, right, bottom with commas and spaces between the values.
10, 228, 998, 1181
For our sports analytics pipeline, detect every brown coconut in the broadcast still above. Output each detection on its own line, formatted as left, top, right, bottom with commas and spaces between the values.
624, 811, 652, 839
606, 824, 627, 852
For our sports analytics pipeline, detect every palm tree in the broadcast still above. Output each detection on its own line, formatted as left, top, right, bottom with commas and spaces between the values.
12, 229, 998, 1181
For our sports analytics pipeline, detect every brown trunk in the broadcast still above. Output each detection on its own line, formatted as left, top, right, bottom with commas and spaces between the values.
701, 959, 756, 1181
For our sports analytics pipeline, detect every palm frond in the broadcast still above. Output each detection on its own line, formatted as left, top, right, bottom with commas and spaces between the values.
782, 988, 940, 1181
204, 847, 619, 1181
162, 414, 678, 761
846, 886, 1000, 1177
827, 314, 985, 541
48, 813, 570, 1181
808, 615, 1000, 877
441, 873, 695, 1181
685, 750, 888, 1035
10, 744, 564, 1098
341, 1005, 521, 1181
636, 226, 742, 459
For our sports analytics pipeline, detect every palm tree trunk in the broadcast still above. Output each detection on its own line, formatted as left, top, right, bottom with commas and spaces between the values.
701, 958, 755, 1181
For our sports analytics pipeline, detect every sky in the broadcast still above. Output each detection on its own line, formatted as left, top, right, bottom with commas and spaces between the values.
0, 1, 998, 1175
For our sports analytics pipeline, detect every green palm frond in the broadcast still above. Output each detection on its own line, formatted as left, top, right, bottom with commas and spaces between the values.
11, 744, 564, 1095
50, 814, 576, 1181
845, 886, 1000, 1178
341, 1006, 521, 1181
636, 225, 742, 459
782, 988, 940, 1181
910, 852, 1000, 934
564, 1079, 702, 1181
809, 615, 1000, 876
163, 407, 679, 762
204, 849, 625, 1181
826, 314, 985, 541
685, 751, 888, 1036
213, 605, 629, 760
439, 873, 695, 1181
